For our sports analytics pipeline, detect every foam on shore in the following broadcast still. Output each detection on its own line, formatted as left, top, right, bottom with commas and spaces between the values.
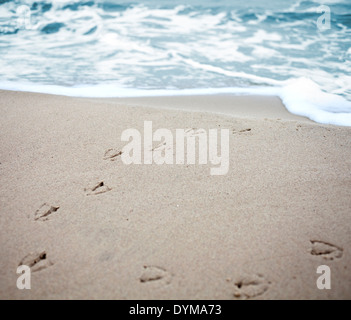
1, 77, 350, 126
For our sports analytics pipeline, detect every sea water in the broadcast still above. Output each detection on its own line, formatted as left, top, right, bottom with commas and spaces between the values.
0, 0, 350, 125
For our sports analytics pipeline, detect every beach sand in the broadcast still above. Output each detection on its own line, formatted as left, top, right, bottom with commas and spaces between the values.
0, 89, 350, 299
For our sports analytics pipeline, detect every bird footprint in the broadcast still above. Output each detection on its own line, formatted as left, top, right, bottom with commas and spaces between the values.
85, 181, 111, 196
34, 203, 59, 221
104, 148, 122, 161
232, 274, 270, 299
19, 251, 53, 273
310, 240, 343, 260
140, 266, 172, 284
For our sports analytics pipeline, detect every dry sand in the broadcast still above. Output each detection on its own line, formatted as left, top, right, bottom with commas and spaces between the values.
0, 90, 350, 299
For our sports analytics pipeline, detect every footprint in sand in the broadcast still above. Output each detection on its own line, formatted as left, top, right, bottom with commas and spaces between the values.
103, 148, 123, 161
151, 142, 173, 164
151, 142, 171, 152
140, 266, 172, 285
19, 251, 53, 273
34, 203, 59, 221
84, 181, 111, 196
232, 274, 271, 299
151, 128, 206, 153
185, 128, 207, 136
232, 128, 252, 135
310, 240, 343, 261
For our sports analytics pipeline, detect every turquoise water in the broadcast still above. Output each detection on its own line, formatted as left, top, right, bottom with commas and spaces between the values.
0, 0, 351, 125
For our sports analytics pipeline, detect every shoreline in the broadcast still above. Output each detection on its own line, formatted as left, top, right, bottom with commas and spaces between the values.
0, 90, 350, 299
90, 94, 314, 124
1, 89, 315, 123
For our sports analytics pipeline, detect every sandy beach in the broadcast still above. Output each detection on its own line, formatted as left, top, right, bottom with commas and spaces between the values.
0, 89, 350, 299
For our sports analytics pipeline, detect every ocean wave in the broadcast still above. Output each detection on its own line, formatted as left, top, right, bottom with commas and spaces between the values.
0, 0, 350, 125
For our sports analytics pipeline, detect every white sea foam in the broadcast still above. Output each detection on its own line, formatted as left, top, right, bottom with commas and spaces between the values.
279, 78, 351, 126
1, 77, 351, 126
